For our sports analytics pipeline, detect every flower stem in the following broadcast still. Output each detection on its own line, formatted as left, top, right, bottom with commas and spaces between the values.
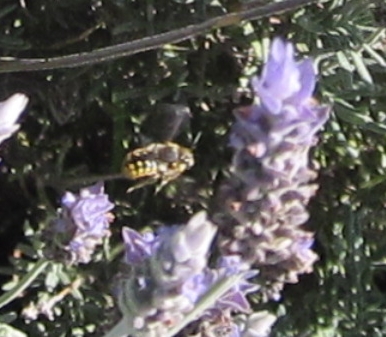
0, 0, 320, 73
101, 317, 135, 337
0, 259, 50, 309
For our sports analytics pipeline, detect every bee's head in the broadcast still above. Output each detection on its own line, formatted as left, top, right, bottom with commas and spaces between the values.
180, 147, 194, 169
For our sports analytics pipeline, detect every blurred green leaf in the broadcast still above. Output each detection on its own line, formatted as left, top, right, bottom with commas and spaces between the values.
172, 0, 195, 3
0, 4, 17, 20
0, 324, 26, 337
350, 50, 373, 84
336, 51, 354, 72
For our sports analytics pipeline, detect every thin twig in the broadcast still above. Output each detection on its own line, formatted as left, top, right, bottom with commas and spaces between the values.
46, 22, 104, 50
0, 0, 321, 73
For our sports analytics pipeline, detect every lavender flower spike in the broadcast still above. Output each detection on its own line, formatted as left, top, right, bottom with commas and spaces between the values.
0, 93, 29, 145
251, 38, 315, 115
153, 211, 217, 288
117, 212, 217, 336
56, 182, 114, 264
219, 37, 331, 300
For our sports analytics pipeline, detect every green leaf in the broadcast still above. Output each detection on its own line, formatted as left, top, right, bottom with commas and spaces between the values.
363, 43, 386, 67
45, 265, 61, 290
0, 4, 17, 20
0, 312, 17, 324
349, 50, 373, 84
336, 51, 354, 72
335, 104, 372, 126
0, 260, 50, 309
0, 35, 30, 51
0, 323, 27, 337
172, 0, 195, 3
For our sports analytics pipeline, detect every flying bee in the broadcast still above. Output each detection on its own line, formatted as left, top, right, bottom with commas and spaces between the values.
122, 104, 195, 192
122, 142, 194, 192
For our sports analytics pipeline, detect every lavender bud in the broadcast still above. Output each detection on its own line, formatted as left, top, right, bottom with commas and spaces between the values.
152, 211, 217, 289
237, 311, 277, 337
122, 227, 158, 265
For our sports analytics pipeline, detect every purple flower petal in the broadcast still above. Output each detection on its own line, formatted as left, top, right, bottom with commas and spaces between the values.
122, 227, 157, 265
55, 182, 114, 264
251, 38, 316, 116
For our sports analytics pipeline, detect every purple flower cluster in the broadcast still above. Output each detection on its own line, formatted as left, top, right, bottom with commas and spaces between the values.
118, 212, 215, 333
109, 37, 329, 336
52, 37, 329, 337
55, 182, 114, 264
217, 37, 330, 299
118, 212, 269, 336
182, 255, 258, 315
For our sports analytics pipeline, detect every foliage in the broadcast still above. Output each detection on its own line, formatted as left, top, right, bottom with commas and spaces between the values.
0, 0, 385, 336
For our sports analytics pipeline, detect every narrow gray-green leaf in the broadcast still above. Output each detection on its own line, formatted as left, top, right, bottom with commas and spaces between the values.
363, 44, 386, 67
336, 51, 354, 72
335, 104, 372, 126
349, 50, 373, 84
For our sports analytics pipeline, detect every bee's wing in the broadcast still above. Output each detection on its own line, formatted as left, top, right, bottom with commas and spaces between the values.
142, 103, 191, 142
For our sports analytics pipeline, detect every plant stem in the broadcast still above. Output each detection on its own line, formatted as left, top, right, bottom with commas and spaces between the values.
0, 0, 320, 73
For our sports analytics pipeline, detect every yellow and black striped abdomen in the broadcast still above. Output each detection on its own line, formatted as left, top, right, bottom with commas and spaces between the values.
122, 143, 160, 179
124, 158, 159, 179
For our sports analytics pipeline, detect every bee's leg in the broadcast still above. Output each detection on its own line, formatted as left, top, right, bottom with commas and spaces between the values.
154, 171, 182, 194
126, 176, 159, 193
154, 179, 170, 194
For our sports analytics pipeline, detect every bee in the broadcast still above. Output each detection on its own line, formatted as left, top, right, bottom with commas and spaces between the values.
122, 142, 194, 191
122, 104, 194, 192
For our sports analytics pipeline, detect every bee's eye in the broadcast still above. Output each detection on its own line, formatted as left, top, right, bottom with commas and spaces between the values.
159, 147, 179, 162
